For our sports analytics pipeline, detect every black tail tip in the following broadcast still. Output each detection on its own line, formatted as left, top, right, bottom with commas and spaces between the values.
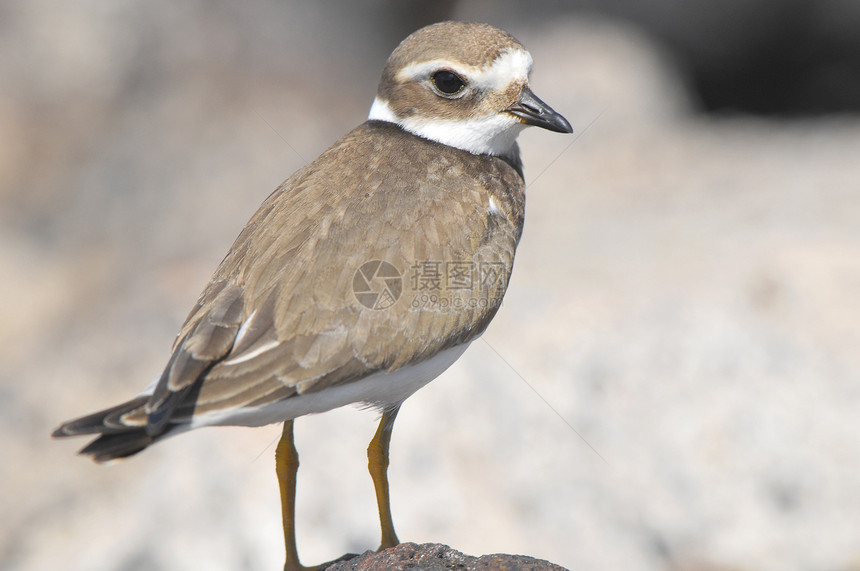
78, 431, 154, 463
51, 426, 68, 438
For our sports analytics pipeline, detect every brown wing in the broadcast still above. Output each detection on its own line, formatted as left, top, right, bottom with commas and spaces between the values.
146, 121, 525, 427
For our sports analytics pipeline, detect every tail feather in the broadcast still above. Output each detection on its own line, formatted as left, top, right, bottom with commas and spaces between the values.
52, 395, 166, 463
79, 430, 156, 463
51, 395, 150, 437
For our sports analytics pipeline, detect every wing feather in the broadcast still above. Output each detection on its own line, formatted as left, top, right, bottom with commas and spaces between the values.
106, 122, 525, 437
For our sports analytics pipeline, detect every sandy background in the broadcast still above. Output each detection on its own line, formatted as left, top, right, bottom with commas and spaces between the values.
2, 2, 859, 570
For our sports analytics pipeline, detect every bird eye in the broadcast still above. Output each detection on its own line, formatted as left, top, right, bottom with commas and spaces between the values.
431, 70, 465, 96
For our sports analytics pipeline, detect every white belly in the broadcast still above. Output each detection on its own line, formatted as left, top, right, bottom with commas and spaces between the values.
190, 343, 471, 429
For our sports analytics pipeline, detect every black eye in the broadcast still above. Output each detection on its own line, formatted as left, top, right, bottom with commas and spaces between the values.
431, 70, 465, 95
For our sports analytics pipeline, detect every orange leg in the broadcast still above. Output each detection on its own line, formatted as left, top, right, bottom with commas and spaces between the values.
367, 406, 401, 550
275, 420, 318, 571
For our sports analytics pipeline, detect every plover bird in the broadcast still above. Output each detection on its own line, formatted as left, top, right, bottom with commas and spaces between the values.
53, 21, 571, 570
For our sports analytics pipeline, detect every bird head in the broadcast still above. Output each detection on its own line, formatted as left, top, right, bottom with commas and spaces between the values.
368, 21, 572, 159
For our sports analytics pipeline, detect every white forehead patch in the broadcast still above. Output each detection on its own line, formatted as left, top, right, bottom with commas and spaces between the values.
395, 48, 533, 91
472, 49, 533, 90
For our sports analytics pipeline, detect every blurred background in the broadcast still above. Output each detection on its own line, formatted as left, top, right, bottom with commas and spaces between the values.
2, 1, 859, 570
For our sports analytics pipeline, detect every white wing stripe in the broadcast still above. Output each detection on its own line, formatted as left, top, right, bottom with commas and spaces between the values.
223, 339, 280, 366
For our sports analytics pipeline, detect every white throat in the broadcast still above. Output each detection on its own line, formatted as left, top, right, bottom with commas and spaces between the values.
368, 97, 525, 157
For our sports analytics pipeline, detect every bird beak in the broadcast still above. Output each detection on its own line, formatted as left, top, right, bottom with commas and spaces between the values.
506, 87, 572, 134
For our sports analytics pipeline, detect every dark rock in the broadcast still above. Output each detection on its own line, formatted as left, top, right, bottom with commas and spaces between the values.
321, 543, 568, 571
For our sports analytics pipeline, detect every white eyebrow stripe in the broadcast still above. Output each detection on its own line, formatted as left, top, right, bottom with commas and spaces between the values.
396, 59, 476, 82
395, 49, 533, 92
